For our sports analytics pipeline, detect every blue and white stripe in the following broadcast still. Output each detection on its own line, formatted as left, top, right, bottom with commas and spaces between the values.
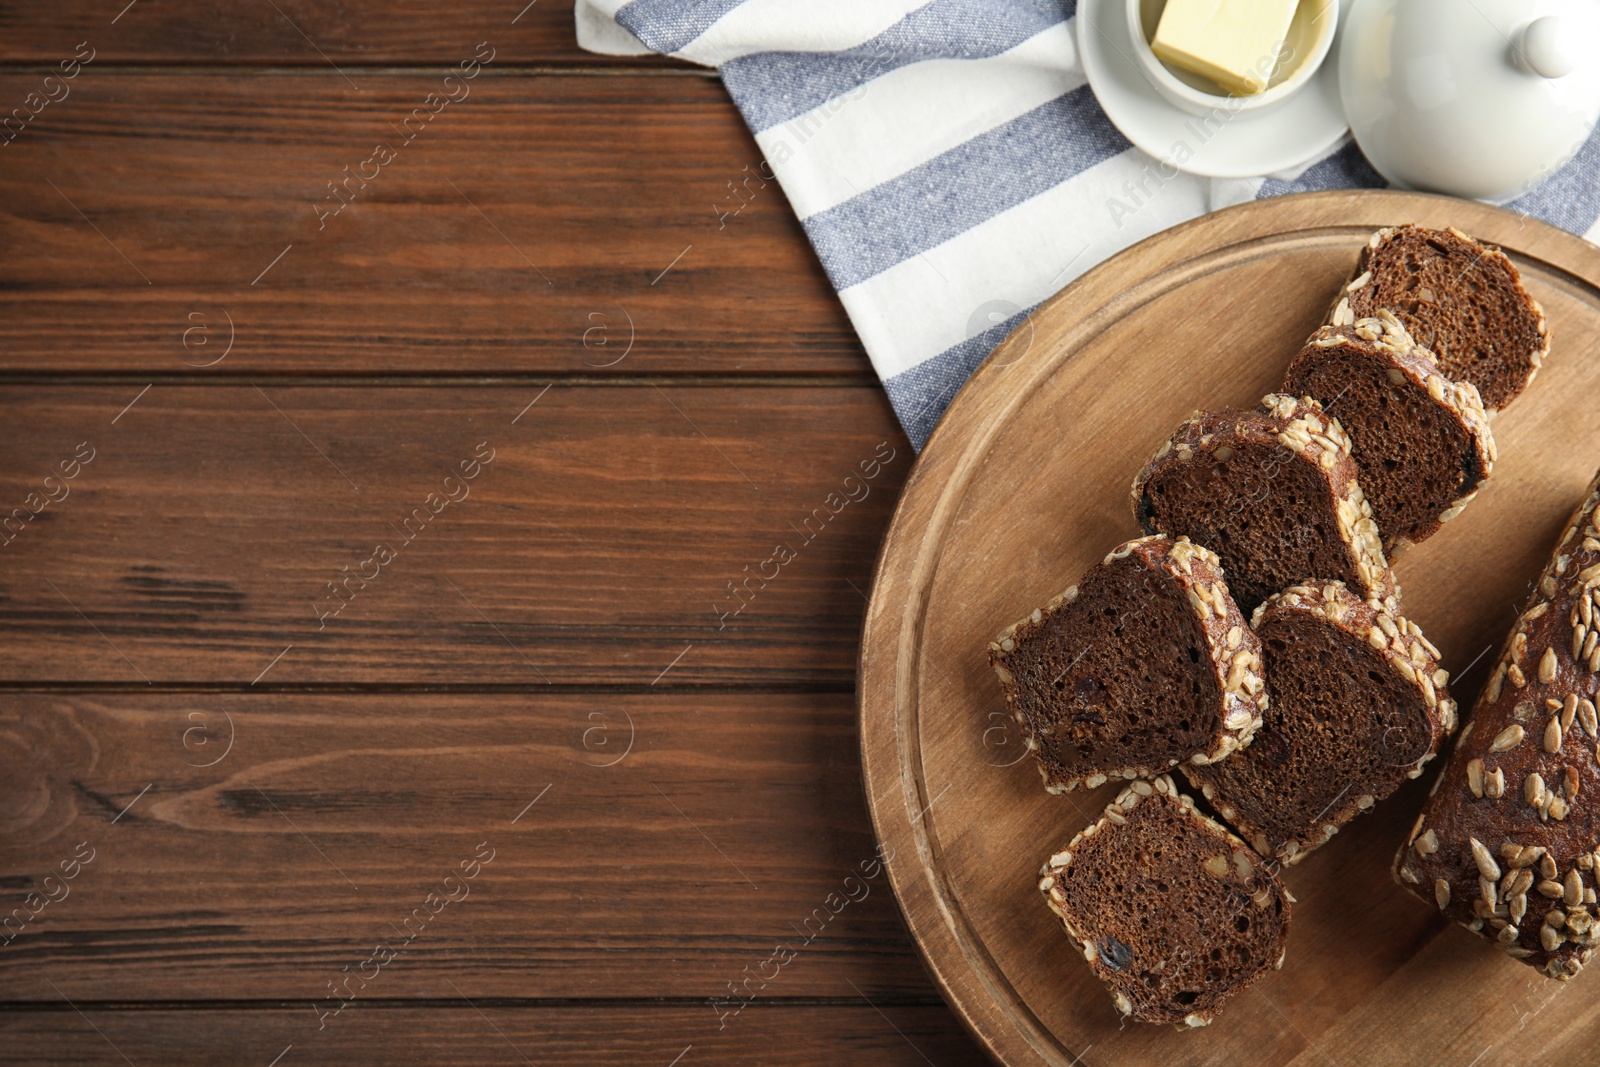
577, 0, 1600, 450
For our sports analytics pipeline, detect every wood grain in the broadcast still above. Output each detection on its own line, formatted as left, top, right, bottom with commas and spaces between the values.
0, 1005, 986, 1066
0, 691, 937, 1001
0, 73, 862, 376
0, 384, 905, 685
860, 190, 1600, 1066
0, 8, 960, 1059
0, 1, 672, 68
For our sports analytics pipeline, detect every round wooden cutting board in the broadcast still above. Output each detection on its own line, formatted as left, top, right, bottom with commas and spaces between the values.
859, 190, 1600, 1067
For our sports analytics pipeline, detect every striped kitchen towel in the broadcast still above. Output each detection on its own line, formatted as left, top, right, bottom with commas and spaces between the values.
575, 0, 1600, 451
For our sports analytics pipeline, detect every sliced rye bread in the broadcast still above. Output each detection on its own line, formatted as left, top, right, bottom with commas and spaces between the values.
1039, 774, 1291, 1028
988, 535, 1267, 795
1131, 393, 1399, 616
1185, 581, 1454, 865
1396, 469, 1600, 980
1329, 224, 1549, 409
1284, 311, 1497, 555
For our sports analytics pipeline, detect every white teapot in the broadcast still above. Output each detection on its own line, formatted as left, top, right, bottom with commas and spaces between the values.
1340, 0, 1600, 202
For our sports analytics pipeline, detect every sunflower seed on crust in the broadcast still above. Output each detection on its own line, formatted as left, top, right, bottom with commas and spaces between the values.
1467, 759, 1484, 797
1487, 664, 1507, 703
1491, 725, 1525, 752
1546, 717, 1564, 753
1526, 772, 1547, 807
1471, 837, 1501, 880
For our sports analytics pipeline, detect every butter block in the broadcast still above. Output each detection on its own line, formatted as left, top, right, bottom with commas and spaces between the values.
1150, 0, 1299, 95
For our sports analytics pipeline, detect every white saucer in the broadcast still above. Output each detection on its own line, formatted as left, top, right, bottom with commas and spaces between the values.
1077, 0, 1350, 179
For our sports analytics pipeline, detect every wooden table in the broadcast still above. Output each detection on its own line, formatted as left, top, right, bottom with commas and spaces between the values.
0, 5, 988, 1062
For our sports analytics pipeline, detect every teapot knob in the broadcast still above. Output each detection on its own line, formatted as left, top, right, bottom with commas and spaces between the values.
1519, 15, 1580, 79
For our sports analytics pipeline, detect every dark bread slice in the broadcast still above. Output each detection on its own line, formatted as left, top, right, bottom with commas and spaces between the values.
1331, 224, 1549, 409
1185, 581, 1454, 865
988, 535, 1267, 794
1039, 775, 1291, 1028
1132, 393, 1398, 616
1397, 470, 1600, 980
1284, 312, 1496, 555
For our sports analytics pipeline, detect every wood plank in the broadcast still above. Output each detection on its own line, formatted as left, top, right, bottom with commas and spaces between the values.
0, 691, 934, 1001
0, 384, 906, 685
0, 1, 675, 68
0, 73, 863, 376
0, 1004, 987, 1066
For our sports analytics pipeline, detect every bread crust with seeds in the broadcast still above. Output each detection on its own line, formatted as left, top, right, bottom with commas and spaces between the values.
988, 535, 1267, 794
1039, 775, 1291, 1028
1284, 312, 1496, 555
1131, 393, 1399, 616
1397, 470, 1600, 980
1185, 581, 1454, 866
1329, 224, 1549, 409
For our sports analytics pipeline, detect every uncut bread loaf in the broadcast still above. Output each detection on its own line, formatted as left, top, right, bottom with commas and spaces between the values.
1284, 312, 1496, 555
1185, 581, 1454, 865
1329, 224, 1549, 409
1132, 393, 1398, 616
1396, 469, 1600, 980
1039, 774, 1291, 1028
988, 535, 1267, 794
